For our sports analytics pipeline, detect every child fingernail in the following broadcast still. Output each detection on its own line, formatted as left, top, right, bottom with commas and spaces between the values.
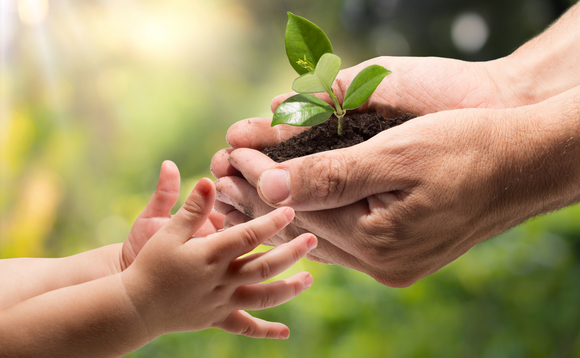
306, 235, 317, 251
281, 207, 294, 222
194, 178, 212, 196
278, 330, 290, 339
304, 274, 313, 289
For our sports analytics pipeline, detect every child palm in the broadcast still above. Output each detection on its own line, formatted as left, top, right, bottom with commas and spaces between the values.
120, 161, 224, 271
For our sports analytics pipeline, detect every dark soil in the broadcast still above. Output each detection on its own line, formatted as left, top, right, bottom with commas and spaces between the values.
263, 112, 417, 162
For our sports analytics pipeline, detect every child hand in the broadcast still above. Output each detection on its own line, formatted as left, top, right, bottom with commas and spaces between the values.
120, 161, 225, 270
121, 178, 316, 339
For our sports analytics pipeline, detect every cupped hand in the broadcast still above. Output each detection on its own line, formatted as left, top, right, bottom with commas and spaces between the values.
271, 56, 519, 118
212, 100, 575, 287
120, 161, 225, 271
219, 55, 524, 155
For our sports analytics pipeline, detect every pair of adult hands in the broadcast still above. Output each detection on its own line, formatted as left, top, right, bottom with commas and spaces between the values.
211, 55, 576, 287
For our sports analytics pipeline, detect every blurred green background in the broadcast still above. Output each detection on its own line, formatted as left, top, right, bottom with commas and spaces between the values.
1, 0, 580, 357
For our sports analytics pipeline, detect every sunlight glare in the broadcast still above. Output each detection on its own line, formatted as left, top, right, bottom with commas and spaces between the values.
18, 0, 49, 25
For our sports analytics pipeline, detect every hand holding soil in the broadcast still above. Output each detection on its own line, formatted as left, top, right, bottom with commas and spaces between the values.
213, 87, 580, 287
212, 2, 580, 287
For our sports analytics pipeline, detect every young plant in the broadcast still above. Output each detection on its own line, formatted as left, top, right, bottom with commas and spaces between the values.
272, 13, 392, 135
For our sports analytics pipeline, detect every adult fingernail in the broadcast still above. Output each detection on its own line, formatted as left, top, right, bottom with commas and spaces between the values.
215, 190, 232, 205
259, 169, 290, 204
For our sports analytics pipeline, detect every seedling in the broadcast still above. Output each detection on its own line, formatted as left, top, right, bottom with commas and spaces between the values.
272, 13, 392, 135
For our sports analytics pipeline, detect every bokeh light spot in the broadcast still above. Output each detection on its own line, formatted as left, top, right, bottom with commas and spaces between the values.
451, 12, 489, 54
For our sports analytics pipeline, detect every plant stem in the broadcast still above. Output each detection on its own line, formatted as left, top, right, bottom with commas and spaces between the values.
328, 91, 345, 135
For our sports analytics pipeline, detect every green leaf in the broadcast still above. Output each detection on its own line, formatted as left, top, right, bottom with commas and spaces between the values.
292, 53, 341, 94
272, 94, 334, 127
342, 65, 392, 110
285, 12, 333, 76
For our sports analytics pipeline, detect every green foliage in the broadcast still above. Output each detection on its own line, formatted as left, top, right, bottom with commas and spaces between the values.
274, 13, 391, 134
292, 53, 341, 94
285, 13, 334, 76
271, 94, 335, 127
343, 65, 392, 110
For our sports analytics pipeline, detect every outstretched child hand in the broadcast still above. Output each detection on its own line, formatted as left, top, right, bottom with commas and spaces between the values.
0, 170, 315, 357
121, 177, 317, 339
120, 161, 224, 270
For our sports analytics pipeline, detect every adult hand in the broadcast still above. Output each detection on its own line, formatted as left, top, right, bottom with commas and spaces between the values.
216, 53, 547, 160
211, 55, 519, 286
271, 55, 528, 120
212, 88, 580, 287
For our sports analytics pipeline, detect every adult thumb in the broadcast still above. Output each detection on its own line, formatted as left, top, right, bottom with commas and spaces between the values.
162, 177, 216, 243
257, 141, 397, 211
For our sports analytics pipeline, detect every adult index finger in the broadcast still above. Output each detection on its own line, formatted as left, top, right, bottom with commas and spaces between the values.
226, 118, 307, 150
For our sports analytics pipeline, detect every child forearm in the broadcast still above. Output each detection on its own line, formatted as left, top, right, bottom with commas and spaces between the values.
0, 273, 151, 358
0, 244, 122, 310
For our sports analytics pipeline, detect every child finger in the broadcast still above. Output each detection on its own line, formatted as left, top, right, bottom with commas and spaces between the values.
140, 161, 180, 218
208, 211, 225, 231
231, 234, 317, 284
160, 178, 216, 243
230, 272, 313, 311
192, 217, 220, 237
202, 207, 295, 260
217, 310, 290, 339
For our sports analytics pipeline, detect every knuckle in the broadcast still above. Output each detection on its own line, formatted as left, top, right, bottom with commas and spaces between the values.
240, 324, 256, 337
181, 197, 205, 219
373, 271, 417, 288
361, 245, 391, 268
290, 245, 303, 263
306, 154, 348, 201
355, 228, 400, 268
260, 290, 276, 309
258, 260, 274, 280
293, 279, 302, 296
241, 226, 261, 248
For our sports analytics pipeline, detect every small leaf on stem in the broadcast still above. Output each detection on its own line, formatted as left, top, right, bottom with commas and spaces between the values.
342, 65, 392, 110
286, 12, 333, 76
292, 53, 341, 94
272, 94, 335, 127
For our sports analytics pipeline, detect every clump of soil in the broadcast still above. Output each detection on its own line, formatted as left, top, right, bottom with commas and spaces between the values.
263, 112, 416, 162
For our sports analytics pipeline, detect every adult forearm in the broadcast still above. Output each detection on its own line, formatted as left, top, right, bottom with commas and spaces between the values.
0, 273, 150, 358
490, 2, 580, 107
501, 84, 580, 222
0, 244, 122, 310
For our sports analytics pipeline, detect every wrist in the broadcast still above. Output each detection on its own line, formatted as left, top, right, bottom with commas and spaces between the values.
59, 243, 124, 284
487, 5, 580, 108
484, 55, 548, 108
119, 267, 167, 338
504, 86, 580, 214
